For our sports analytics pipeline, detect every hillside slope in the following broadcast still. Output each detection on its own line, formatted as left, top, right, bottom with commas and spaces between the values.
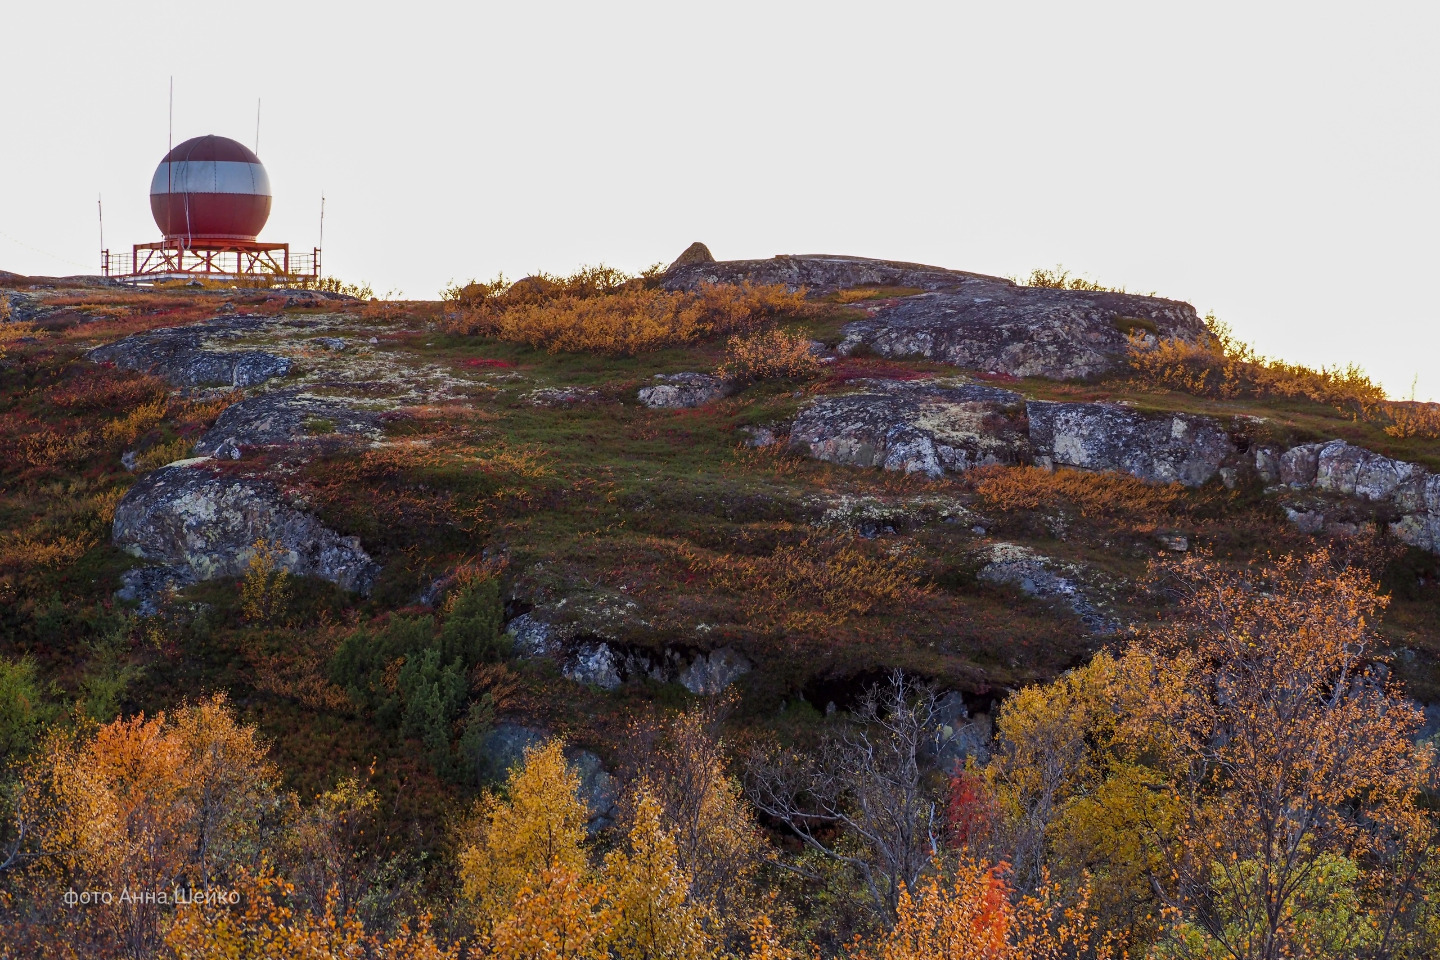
3, 251, 1438, 823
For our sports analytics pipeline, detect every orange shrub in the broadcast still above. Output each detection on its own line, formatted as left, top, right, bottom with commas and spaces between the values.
1128, 315, 1389, 421
0, 320, 36, 359
1381, 400, 1440, 439
101, 397, 169, 445
439, 266, 808, 356
14, 426, 97, 469
718, 328, 821, 384
684, 533, 929, 631
846, 859, 1117, 960
970, 465, 1184, 525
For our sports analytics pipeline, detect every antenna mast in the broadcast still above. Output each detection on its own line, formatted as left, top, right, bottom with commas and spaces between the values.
97, 195, 104, 254
255, 98, 261, 155
319, 193, 325, 249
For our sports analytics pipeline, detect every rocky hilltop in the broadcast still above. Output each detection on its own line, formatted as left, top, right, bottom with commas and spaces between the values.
663, 250, 1209, 378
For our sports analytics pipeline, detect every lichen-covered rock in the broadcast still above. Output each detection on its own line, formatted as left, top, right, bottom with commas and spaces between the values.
1268, 440, 1440, 551
112, 459, 378, 592
977, 543, 1116, 634
564, 642, 622, 690
838, 286, 1206, 380
88, 316, 291, 388
789, 380, 1028, 478
115, 565, 196, 616
808, 492, 976, 536
1313, 440, 1426, 504
193, 390, 385, 456
1253, 445, 1283, 484
661, 253, 1001, 296
505, 613, 559, 657
637, 373, 733, 409
524, 386, 601, 406
678, 647, 752, 695
1279, 444, 1323, 486
1027, 401, 1236, 487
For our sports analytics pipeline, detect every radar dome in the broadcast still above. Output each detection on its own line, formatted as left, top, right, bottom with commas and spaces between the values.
150, 135, 272, 242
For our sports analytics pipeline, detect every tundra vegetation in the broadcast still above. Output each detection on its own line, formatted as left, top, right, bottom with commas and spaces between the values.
0, 262, 1438, 958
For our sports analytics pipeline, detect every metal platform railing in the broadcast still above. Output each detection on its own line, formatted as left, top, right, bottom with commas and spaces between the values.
102, 243, 321, 285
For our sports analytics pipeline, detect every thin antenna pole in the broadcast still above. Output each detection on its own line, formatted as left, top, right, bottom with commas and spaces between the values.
255, 98, 261, 155
167, 76, 173, 250
98, 195, 105, 274
319, 193, 325, 250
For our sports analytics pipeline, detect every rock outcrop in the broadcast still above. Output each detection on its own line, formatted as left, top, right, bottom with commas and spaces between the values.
1028, 401, 1237, 487
788, 376, 1440, 556
789, 381, 1029, 478
659, 252, 1208, 380
677, 647, 752, 695
637, 372, 733, 409
665, 241, 715, 272
661, 253, 1004, 296
112, 459, 378, 593
1257, 439, 1440, 551
977, 543, 1117, 634
837, 287, 1205, 380
789, 380, 1238, 488
192, 390, 386, 457
89, 316, 291, 388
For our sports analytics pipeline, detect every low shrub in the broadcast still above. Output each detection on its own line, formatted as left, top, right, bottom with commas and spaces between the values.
438, 265, 808, 355
683, 533, 929, 631
829, 286, 924, 304
718, 328, 821, 384
1022, 265, 1145, 294
1128, 315, 1391, 422
969, 465, 1184, 526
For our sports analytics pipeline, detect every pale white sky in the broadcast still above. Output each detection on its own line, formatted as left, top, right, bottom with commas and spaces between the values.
3, 2, 1437, 397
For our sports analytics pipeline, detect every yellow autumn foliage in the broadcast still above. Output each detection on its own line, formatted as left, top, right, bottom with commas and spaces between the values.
458, 739, 590, 932
604, 787, 716, 960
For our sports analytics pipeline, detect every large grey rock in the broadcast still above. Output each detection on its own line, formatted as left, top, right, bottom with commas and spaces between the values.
88, 316, 291, 388
977, 543, 1117, 634
638, 372, 733, 409
112, 459, 378, 592
1279, 443, 1323, 486
564, 642, 623, 690
665, 241, 715, 272
662, 253, 1207, 379
661, 253, 1001, 296
678, 647, 752, 695
1027, 401, 1236, 487
193, 389, 385, 456
1269, 440, 1440, 551
1313, 440, 1426, 504
838, 286, 1205, 380
789, 380, 1029, 478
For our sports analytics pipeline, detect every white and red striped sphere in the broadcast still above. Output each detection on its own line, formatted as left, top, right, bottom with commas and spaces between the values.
150, 135, 272, 241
